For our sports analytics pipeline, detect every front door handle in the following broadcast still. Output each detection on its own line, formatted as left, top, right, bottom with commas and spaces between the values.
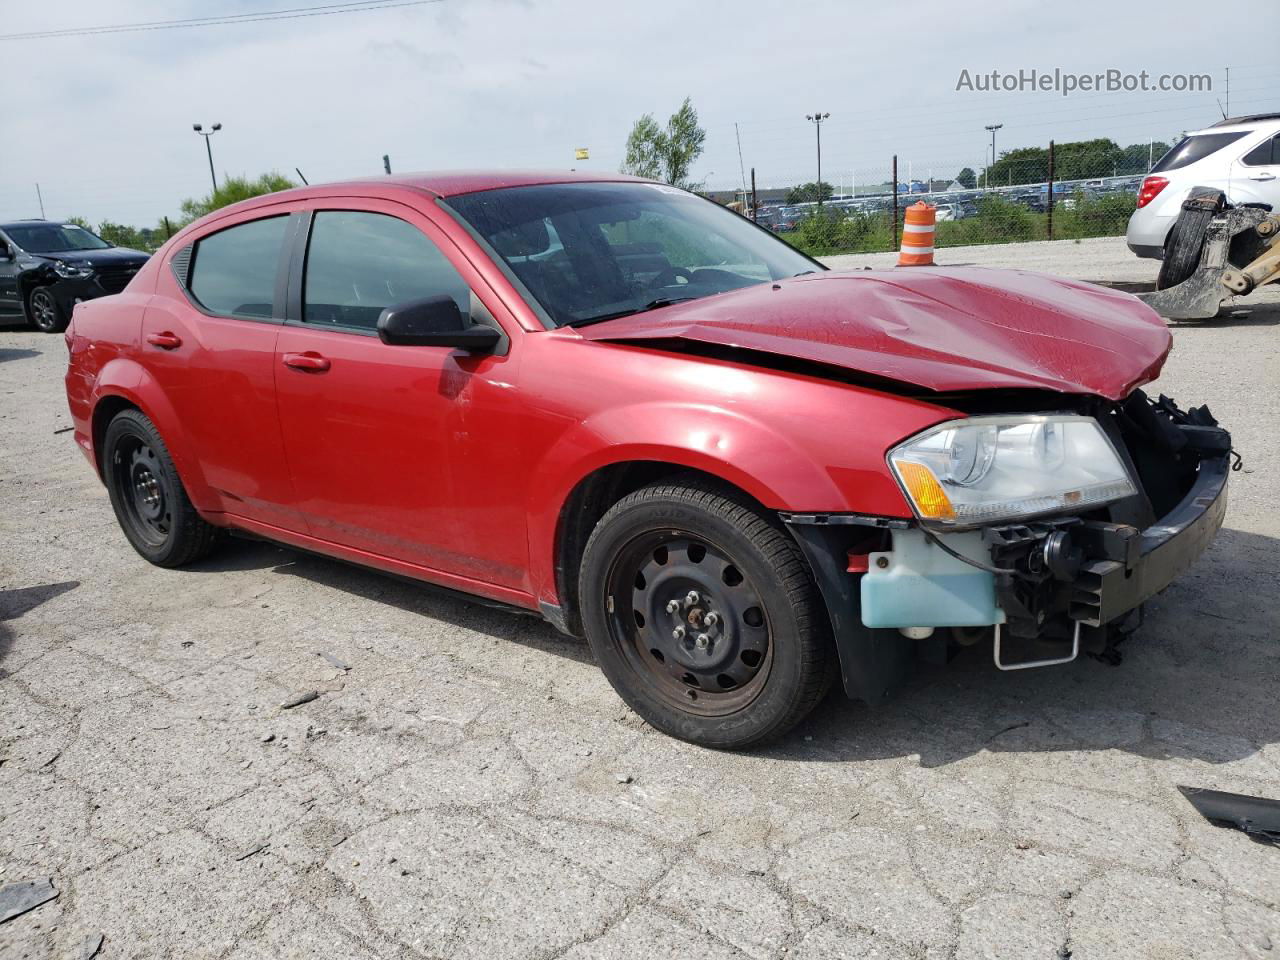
282, 351, 331, 372
145, 331, 182, 349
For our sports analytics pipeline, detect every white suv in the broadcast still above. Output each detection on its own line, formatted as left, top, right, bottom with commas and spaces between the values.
1127, 113, 1280, 259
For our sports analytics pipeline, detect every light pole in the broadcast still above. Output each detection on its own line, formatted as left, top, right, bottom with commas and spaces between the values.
984, 123, 1002, 191
805, 112, 830, 204
193, 123, 222, 193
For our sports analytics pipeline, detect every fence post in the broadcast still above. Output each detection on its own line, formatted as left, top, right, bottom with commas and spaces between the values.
1046, 140, 1055, 241
751, 167, 758, 223
892, 155, 899, 253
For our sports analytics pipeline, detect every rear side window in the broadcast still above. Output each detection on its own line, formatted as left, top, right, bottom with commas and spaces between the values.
1151, 132, 1247, 173
189, 216, 288, 319
1241, 134, 1280, 166
303, 211, 470, 330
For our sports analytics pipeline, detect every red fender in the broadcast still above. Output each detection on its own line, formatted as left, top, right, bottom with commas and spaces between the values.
88, 357, 220, 512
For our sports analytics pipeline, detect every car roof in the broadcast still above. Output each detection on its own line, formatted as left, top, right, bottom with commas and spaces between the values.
0, 219, 56, 230
1208, 112, 1280, 129
1194, 114, 1280, 135
189, 169, 659, 229
233, 169, 652, 209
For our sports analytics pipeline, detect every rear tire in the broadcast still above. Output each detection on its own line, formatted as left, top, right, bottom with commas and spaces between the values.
579, 481, 833, 749
102, 409, 221, 567
26, 287, 67, 333
1156, 193, 1223, 291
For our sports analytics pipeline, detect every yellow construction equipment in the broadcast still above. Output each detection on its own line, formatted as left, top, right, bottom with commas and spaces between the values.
1139, 188, 1280, 320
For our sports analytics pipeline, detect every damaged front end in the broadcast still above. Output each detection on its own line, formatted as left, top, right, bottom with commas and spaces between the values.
784, 390, 1233, 704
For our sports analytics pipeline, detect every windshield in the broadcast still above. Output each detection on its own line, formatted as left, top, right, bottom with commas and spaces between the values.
442, 181, 823, 327
5, 223, 112, 253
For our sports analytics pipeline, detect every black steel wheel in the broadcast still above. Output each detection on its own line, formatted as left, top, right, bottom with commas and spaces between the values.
103, 409, 221, 567
611, 533, 774, 716
114, 438, 173, 548
27, 287, 66, 333
580, 481, 833, 749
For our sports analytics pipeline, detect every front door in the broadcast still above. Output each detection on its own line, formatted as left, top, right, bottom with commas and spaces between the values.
0, 233, 21, 318
273, 203, 528, 590
1231, 132, 1280, 209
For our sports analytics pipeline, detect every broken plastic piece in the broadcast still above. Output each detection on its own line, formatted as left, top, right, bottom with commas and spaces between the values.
1179, 785, 1280, 844
0, 878, 58, 924
317, 651, 351, 672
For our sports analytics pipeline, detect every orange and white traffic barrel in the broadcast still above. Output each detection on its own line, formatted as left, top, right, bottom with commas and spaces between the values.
898, 201, 936, 266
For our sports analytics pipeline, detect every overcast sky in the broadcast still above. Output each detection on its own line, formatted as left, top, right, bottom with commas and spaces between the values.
2, 0, 1275, 225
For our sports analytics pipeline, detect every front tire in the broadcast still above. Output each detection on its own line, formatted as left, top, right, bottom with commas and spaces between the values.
579, 481, 833, 749
102, 409, 221, 567
26, 287, 67, 333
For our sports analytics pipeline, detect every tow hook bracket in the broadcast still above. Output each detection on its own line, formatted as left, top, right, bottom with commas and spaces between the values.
993, 620, 1081, 671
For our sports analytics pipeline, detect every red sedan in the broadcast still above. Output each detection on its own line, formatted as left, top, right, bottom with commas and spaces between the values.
64, 172, 1230, 748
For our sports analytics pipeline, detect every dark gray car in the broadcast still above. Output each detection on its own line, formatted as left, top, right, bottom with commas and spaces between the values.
0, 220, 150, 333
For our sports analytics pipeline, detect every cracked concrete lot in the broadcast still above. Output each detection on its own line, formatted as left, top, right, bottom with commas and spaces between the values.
2, 236, 1279, 959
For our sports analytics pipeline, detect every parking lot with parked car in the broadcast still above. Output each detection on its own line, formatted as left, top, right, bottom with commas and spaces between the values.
3, 231, 1278, 959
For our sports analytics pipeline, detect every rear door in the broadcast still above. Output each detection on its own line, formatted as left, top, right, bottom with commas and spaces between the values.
142, 209, 304, 530
0, 231, 21, 317
1231, 130, 1280, 209
273, 200, 529, 590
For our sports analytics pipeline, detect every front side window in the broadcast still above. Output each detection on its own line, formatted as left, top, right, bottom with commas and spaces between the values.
443, 182, 821, 328
1151, 132, 1248, 173
189, 216, 288, 319
303, 211, 470, 330
1241, 133, 1280, 167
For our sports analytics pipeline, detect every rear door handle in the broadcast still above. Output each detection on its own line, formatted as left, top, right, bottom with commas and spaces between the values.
145, 331, 182, 349
1249, 173, 1277, 181
282, 351, 331, 372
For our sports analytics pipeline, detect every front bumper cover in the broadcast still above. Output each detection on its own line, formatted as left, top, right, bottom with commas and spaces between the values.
783, 399, 1231, 704
1068, 452, 1227, 626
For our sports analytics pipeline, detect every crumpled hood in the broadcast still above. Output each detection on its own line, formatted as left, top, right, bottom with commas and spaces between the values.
577, 267, 1172, 402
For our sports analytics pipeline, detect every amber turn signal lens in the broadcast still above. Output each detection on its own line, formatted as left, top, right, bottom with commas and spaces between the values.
892, 460, 956, 521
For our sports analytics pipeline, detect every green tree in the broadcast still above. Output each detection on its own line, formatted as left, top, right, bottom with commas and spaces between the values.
621, 98, 706, 190
96, 220, 149, 251
985, 139, 1128, 187
785, 181, 834, 204
179, 171, 297, 225
1119, 141, 1171, 175
984, 146, 1049, 187
955, 167, 977, 189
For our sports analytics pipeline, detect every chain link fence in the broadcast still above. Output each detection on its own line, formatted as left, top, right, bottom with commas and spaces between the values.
733, 142, 1150, 257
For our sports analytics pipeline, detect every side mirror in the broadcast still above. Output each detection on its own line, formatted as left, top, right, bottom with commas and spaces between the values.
0, 246, 12, 261
376, 295, 501, 352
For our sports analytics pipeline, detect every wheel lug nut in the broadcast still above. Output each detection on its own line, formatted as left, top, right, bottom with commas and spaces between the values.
704, 612, 718, 628
666, 600, 680, 614
685, 591, 700, 606
695, 633, 710, 649
672, 626, 686, 641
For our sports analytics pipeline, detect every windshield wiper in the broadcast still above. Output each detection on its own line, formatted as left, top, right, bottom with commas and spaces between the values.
791, 270, 818, 277
565, 296, 699, 328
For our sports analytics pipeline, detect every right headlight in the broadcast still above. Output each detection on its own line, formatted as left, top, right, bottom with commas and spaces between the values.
888, 415, 1137, 528
52, 260, 94, 279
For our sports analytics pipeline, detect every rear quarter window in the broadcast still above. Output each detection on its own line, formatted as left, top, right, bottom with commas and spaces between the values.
1151, 132, 1248, 173
189, 216, 289, 319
